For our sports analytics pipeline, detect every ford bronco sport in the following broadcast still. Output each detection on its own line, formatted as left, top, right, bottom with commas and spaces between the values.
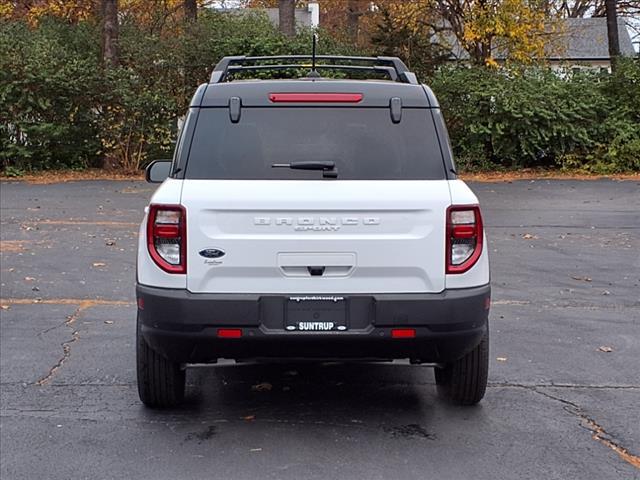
137, 55, 490, 408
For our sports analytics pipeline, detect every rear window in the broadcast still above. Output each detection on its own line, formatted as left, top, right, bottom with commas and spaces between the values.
184, 108, 445, 180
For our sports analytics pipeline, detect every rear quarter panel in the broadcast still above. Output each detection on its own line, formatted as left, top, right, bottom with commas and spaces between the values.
445, 180, 490, 289
137, 179, 187, 289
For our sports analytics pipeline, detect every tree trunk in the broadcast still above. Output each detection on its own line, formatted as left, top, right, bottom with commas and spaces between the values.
101, 0, 119, 69
470, 40, 491, 66
605, 0, 620, 71
278, 0, 296, 38
346, 0, 362, 44
184, 0, 197, 23
101, 0, 119, 170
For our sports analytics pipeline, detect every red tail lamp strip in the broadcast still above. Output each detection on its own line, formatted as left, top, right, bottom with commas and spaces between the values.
269, 93, 363, 103
391, 328, 416, 339
452, 225, 476, 239
217, 328, 242, 338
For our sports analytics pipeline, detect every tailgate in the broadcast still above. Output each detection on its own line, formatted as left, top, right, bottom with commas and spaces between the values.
182, 180, 450, 294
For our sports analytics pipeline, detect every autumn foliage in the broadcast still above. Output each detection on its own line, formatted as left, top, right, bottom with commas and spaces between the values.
1, 1, 638, 174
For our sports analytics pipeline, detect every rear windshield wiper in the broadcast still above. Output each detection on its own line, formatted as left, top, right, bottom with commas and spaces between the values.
272, 161, 338, 179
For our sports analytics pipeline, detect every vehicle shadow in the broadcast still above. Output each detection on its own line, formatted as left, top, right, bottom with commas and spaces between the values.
164, 362, 448, 434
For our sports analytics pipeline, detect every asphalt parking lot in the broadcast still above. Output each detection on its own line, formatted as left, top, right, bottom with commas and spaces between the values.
1, 178, 639, 479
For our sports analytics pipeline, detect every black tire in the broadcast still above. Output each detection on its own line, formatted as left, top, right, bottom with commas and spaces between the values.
435, 329, 489, 405
136, 315, 186, 408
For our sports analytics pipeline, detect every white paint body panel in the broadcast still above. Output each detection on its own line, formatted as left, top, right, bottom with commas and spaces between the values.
181, 180, 451, 294
137, 179, 186, 289
137, 178, 490, 293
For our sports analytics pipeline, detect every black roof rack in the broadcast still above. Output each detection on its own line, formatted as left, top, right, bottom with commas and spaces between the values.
210, 55, 419, 85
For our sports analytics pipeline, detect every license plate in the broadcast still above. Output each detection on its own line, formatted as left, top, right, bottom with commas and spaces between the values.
286, 296, 347, 332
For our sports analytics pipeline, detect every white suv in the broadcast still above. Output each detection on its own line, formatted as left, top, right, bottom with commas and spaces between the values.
136, 55, 490, 408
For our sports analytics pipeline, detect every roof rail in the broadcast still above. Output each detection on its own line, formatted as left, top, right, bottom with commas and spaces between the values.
210, 55, 418, 84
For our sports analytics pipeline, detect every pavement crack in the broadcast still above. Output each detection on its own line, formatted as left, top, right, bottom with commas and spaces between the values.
489, 382, 640, 390
495, 383, 640, 469
35, 301, 92, 386
533, 388, 640, 470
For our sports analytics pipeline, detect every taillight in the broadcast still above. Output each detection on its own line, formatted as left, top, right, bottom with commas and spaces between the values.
446, 205, 483, 274
147, 204, 186, 274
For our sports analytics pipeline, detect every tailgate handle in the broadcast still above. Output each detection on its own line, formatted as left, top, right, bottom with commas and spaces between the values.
307, 266, 326, 277
390, 97, 402, 123
229, 96, 242, 123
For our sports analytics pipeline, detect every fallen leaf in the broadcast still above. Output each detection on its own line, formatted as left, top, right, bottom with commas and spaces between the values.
92, 262, 107, 267
571, 275, 592, 282
496, 357, 508, 362
522, 233, 537, 240
601, 290, 611, 295
597, 346, 613, 353
105, 240, 116, 246
251, 382, 272, 392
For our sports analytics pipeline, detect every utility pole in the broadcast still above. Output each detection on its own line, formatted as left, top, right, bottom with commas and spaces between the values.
605, 0, 620, 71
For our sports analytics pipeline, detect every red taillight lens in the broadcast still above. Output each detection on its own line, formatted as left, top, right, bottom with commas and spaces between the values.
446, 205, 483, 274
391, 328, 416, 339
268, 93, 363, 103
147, 204, 186, 274
217, 328, 242, 338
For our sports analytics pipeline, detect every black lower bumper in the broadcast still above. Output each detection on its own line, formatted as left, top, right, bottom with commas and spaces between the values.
137, 284, 490, 364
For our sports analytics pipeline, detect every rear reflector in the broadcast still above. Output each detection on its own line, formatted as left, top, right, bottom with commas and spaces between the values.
269, 93, 363, 103
391, 328, 416, 339
155, 224, 180, 238
217, 328, 242, 338
452, 225, 476, 239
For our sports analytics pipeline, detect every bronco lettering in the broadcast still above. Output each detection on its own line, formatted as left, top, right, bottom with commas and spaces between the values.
254, 216, 380, 229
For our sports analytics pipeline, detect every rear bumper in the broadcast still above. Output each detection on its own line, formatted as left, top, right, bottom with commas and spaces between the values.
137, 284, 490, 363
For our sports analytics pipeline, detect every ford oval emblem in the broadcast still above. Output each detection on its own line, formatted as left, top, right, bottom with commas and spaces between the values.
199, 248, 225, 259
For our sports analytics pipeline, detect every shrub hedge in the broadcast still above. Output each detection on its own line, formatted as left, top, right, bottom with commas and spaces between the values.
1, 12, 638, 173
429, 61, 640, 173
1, 11, 352, 173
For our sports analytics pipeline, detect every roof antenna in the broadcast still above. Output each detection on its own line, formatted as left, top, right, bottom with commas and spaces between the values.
308, 32, 321, 78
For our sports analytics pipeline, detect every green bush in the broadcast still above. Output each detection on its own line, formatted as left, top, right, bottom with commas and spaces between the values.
1, 12, 638, 174
429, 65, 623, 170
0, 19, 102, 170
1, 11, 357, 172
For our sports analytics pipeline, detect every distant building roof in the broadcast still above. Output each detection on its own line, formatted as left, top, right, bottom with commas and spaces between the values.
441, 17, 636, 62
545, 17, 636, 60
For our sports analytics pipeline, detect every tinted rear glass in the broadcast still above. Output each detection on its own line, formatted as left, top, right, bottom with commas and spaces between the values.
185, 108, 445, 180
